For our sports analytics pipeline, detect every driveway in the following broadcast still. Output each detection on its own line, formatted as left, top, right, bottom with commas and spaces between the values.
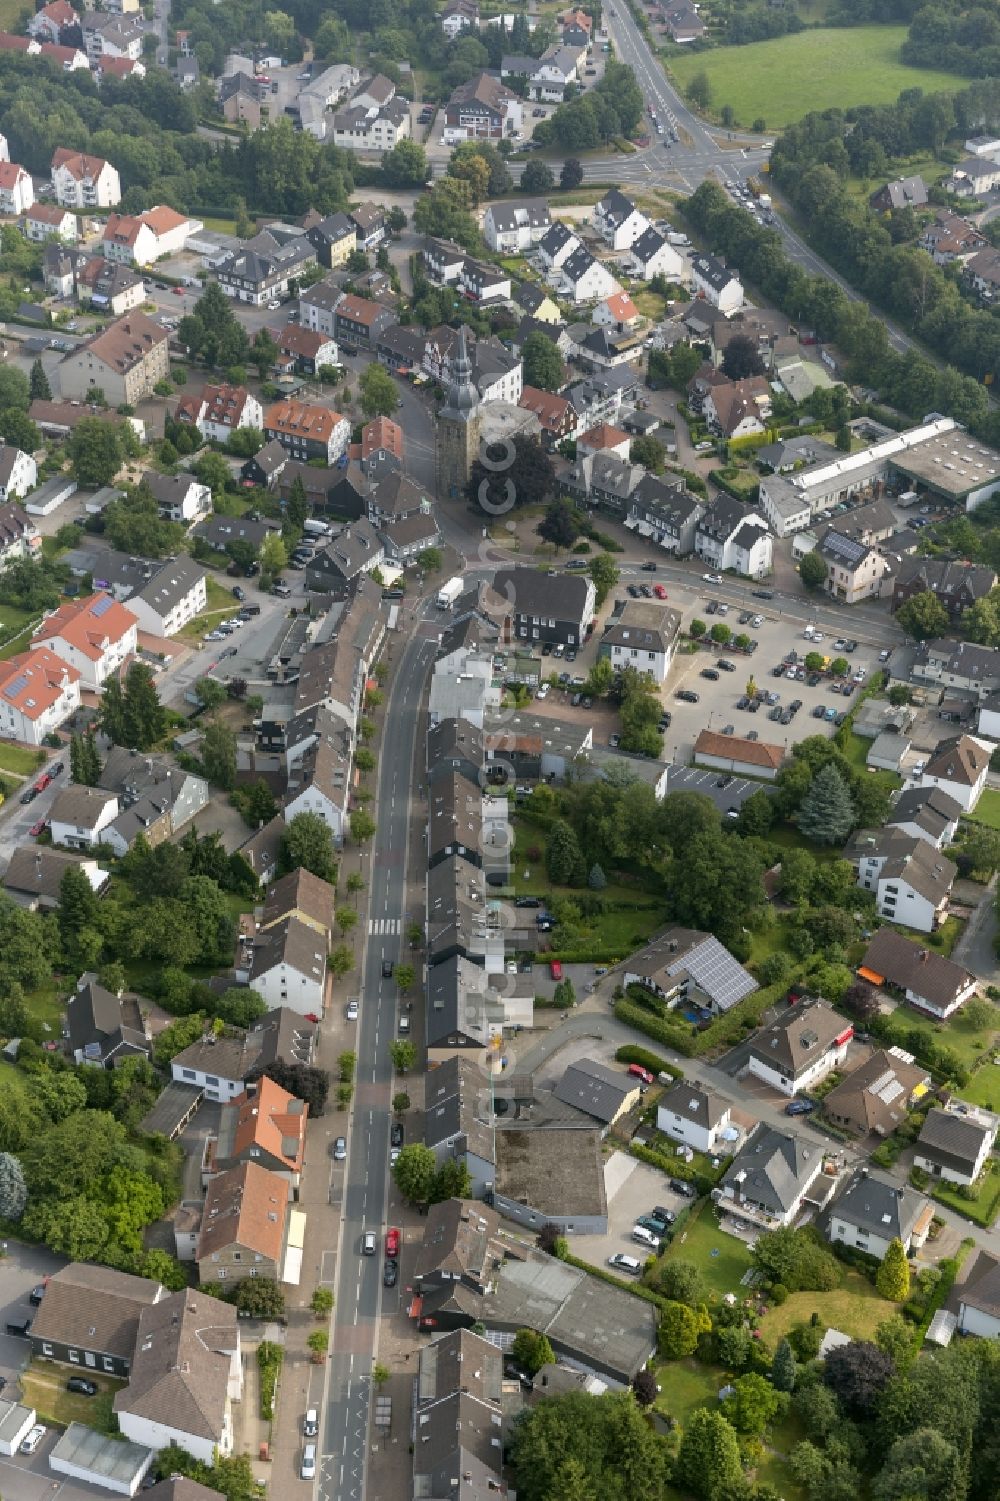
0, 1243, 67, 1389
567, 1153, 694, 1268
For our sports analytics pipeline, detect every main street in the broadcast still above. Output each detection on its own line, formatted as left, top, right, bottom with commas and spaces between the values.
318, 612, 437, 1501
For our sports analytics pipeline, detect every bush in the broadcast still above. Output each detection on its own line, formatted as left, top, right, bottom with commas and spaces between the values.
614, 1044, 683, 1080
770, 1283, 789, 1305
257, 1340, 283, 1420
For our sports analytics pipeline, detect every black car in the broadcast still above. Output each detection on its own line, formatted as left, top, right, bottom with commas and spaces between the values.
382, 959, 394, 978
700, 668, 719, 681
383, 1260, 398, 1288
390, 1122, 404, 1148
675, 689, 700, 703
19, 787, 37, 805
541, 642, 553, 655
641, 561, 657, 571
669, 1178, 697, 1198
650, 1206, 676, 1228
515, 896, 541, 908
717, 660, 735, 672
67, 1377, 98, 1397
737, 695, 749, 709
627, 583, 640, 597
706, 600, 719, 615
658, 711, 672, 729
639, 585, 652, 598
789, 699, 802, 712
28, 1284, 46, 1306
752, 589, 774, 600
50, 761, 64, 777
232, 586, 246, 601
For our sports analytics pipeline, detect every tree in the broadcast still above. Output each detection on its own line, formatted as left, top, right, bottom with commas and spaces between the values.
722, 334, 765, 380
961, 993, 996, 1031
371, 1361, 390, 1389
58, 863, 100, 953
552, 977, 576, 1009
307, 1330, 329, 1362
522, 330, 564, 392
99, 662, 166, 750
67, 417, 124, 488
260, 532, 287, 579
469, 434, 554, 513
896, 589, 950, 641
657, 1259, 704, 1306
630, 435, 666, 473
799, 550, 828, 590
350, 810, 376, 845
360, 362, 399, 420
390, 1040, 415, 1074
234, 1276, 285, 1320
723, 1372, 783, 1435
508, 1391, 669, 1501
153, 1012, 207, 1067
311, 1287, 334, 1318
280, 812, 338, 883
393, 1143, 436, 1204
430, 1158, 472, 1203
0, 1151, 27, 1220
538, 497, 583, 548
737, 788, 774, 836
686, 70, 713, 110
589, 552, 619, 607
382, 138, 429, 187
716, 1325, 753, 1371
29, 358, 51, 402
797, 762, 855, 845
215, 987, 267, 1028
871, 1427, 963, 1501
546, 819, 583, 885
658, 1300, 702, 1358
560, 157, 584, 191
336, 909, 358, 942
195, 676, 227, 713
875, 1237, 910, 1303
521, 159, 555, 195
512, 1328, 555, 1376
631, 1368, 658, 1407
329, 945, 353, 981
392, 1091, 410, 1115
395, 963, 415, 994
674, 1409, 743, 1501
823, 1340, 896, 1414
752, 1227, 841, 1292
874, 1313, 914, 1370
202, 721, 237, 791
70, 731, 101, 787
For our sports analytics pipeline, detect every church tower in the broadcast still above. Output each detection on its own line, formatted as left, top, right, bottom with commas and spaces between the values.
435, 325, 481, 500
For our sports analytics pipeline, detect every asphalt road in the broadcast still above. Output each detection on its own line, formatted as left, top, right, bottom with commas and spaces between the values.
318, 612, 438, 1501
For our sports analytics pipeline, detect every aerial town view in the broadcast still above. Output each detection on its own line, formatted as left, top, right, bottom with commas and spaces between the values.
4, 0, 1000, 1498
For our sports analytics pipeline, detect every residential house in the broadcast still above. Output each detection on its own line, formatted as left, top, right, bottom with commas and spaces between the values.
305, 519, 384, 595
529, 42, 585, 101
623, 926, 759, 1015
98, 749, 209, 856
694, 727, 785, 779
114, 1292, 241, 1463
207, 1075, 309, 1196
126, 558, 207, 639
661, 0, 706, 42
695, 494, 773, 577
441, 0, 480, 35
598, 598, 681, 684
305, 211, 358, 270
691, 252, 743, 313
82, 14, 144, 63
3, 846, 108, 911
214, 230, 315, 306
360, 415, 404, 477
32, 591, 137, 696
714, 1124, 824, 1229
421, 235, 466, 288
247, 916, 328, 1017
703, 376, 772, 440
657, 1079, 732, 1154
98, 207, 199, 266
423, 1056, 495, 1196
48, 785, 119, 849
593, 189, 649, 251
263, 399, 350, 465
828, 1167, 932, 1258
625, 475, 704, 556
859, 926, 978, 1020
482, 199, 551, 253
492, 565, 596, 648
0, 503, 38, 570
0, 448, 36, 502
958, 1248, 1000, 1337
577, 421, 632, 458
0, 646, 81, 746
29, 1263, 165, 1378
914, 1104, 997, 1186
332, 80, 410, 154
23, 202, 77, 244
425, 955, 532, 1059
443, 72, 523, 143
170, 1010, 316, 1104
538, 220, 580, 273
236, 815, 285, 888
411, 1330, 504, 1501
295, 63, 361, 139
240, 439, 287, 489
143, 472, 211, 525
66, 977, 149, 1067
814, 529, 889, 604
58, 312, 169, 406
574, 324, 646, 370
349, 202, 388, 251
275, 325, 339, 378
559, 244, 619, 305
517, 386, 574, 445
593, 291, 642, 332
892, 557, 997, 622
886, 785, 962, 849
219, 73, 268, 129
0, 164, 34, 216
42, 244, 75, 298
823, 1047, 931, 1137
331, 292, 396, 350
745, 999, 854, 1097
870, 176, 928, 213
28, 2, 79, 42
193, 1161, 289, 1284
75, 256, 145, 316
853, 828, 957, 933
514, 281, 562, 324
553, 1056, 641, 1128
628, 224, 683, 281
175, 383, 263, 445
914, 733, 992, 812
912, 639, 1000, 701
919, 209, 987, 266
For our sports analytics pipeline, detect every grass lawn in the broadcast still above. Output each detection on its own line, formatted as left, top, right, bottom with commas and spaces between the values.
756, 1266, 896, 1345
766, 823, 842, 864
880, 1002, 998, 1069
654, 1356, 719, 1428
22, 980, 67, 1037
177, 576, 241, 642
21, 1365, 125, 1430
667, 27, 964, 128
0, 740, 45, 776
957, 1062, 1000, 1109
657, 1200, 753, 1299
930, 1159, 1000, 1228
967, 788, 1000, 830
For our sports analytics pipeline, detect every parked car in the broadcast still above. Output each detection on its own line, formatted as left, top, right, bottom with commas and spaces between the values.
333, 1137, 347, 1160
549, 960, 563, 980
303, 1409, 318, 1438
608, 1253, 641, 1274
346, 999, 359, 1021
49, 761, 64, 776
67, 1377, 97, 1397
385, 1226, 400, 1258
785, 1098, 815, 1116
627, 1064, 655, 1085
717, 659, 735, 672
391, 1122, 404, 1148
19, 786, 37, 805
700, 668, 719, 681
675, 689, 700, 703
635, 1216, 666, 1238
383, 1260, 398, 1288
301, 1445, 317, 1480
515, 896, 541, 908
650, 1206, 676, 1228
20, 1425, 46, 1455
669, 1178, 697, 1198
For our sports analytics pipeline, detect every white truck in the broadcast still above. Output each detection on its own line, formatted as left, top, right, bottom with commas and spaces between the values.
303, 518, 333, 538
436, 575, 463, 609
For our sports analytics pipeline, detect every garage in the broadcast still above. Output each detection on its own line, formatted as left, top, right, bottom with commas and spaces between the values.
49, 1422, 153, 1495
0, 1399, 35, 1454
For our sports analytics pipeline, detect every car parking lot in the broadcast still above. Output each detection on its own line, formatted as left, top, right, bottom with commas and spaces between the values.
665, 766, 776, 814
0, 1244, 65, 1389
567, 1153, 695, 1269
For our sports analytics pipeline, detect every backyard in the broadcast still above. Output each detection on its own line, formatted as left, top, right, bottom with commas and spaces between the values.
967, 787, 1000, 830
929, 1158, 1000, 1229
879, 1001, 999, 1069
20, 1365, 124, 1432
177, 576, 242, 643
756, 1266, 897, 1344
656, 1199, 753, 1299
0, 740, 45, 776
956, 1061, 1000, 1109
666, 27, 964, 128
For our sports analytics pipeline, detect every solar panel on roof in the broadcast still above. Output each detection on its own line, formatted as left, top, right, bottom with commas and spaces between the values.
3, 673, 29, 700
91, 594, 115, 618
823, 531, 867, 564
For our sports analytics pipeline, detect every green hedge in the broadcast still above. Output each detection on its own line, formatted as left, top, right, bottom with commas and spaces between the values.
560, 1249, 669, 1312
257, 1340, 283, 1421
614, 983, 783, 1059
615, 1044, 683, 1080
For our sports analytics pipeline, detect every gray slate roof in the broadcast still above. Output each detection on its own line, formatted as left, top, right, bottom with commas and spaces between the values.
831, 1166, 928, 1243
553, 1056, 633, 1123
722, 1124, 819, 1216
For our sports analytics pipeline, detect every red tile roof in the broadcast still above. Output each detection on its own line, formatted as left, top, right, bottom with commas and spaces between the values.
0, 646, 80, 722
33, 591, 138, 660
362, 415, 403, 460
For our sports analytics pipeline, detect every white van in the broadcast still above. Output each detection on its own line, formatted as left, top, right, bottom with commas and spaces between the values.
301, 1444, 316, 1480
20, 1424, 46, 1455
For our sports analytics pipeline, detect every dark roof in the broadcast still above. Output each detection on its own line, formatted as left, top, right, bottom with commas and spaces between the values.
831, 1166, 928, 1242
631, 225, 668, 262
658, 1079, 729, 1130
917, 1106, 995, 1169
887, 785, 962, 840
3, 846, 107, 904
597, 188, 639, 228
423, 1055, 495, 1165
552, 1056, 634, 1123
142, 1480, 227, 1501
748, 999, 849, 1077
30, 1263, 164, 1358
959, 1247, 1000, 1319
66, 980, 146, 1061
861, 927, 974, 1010
691, 252, 739, 292
114, 1291, 237, 1440
722, 1125, 819, 1215
492, 565, 591, 625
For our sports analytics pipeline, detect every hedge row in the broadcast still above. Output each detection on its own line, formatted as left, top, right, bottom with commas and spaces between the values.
629, 1142, 718, 1197
614, 1044, 683, 1080
560, 1249, 669, 1313
257, 1340, 283, 1422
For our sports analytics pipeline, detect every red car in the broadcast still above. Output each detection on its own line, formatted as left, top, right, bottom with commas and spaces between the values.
385, 1227, 400, 1259
549, 960, 563, 981
653, 584, 667, 599
628, 1064, 655, 1085
29, 818, 47, 838
34, 773, 51, 792
172, 286, 185, 296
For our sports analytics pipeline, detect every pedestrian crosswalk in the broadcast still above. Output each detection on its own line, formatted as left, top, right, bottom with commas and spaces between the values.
369, 918, 400, 936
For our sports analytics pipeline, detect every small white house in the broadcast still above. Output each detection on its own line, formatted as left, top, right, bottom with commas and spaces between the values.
0, 164, 34, 217
537, 222, 581, 272
914, 1105, 997, 1187
691, 252, 743, 313
248, 914, 328, 1016
0, 647, 80, 746
828, 1167, 932, 1260
629, 226, 684, 281
914, 733, 992, 813
144, 472, 212, 524
126, 559, 207, 638
958, 1248, 1000, 1339
33, 592, 139, 692
482, 199, 551, 253
0, 447, 38, 502
657, 1080, 732, 1154
594, 188, 649, 251
49, 785, 119, 849
560, 245, 619, 305
745, 1000, 853, 1097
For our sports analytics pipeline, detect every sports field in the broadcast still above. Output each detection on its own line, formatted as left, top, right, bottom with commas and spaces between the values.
668, 27, 963, 128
